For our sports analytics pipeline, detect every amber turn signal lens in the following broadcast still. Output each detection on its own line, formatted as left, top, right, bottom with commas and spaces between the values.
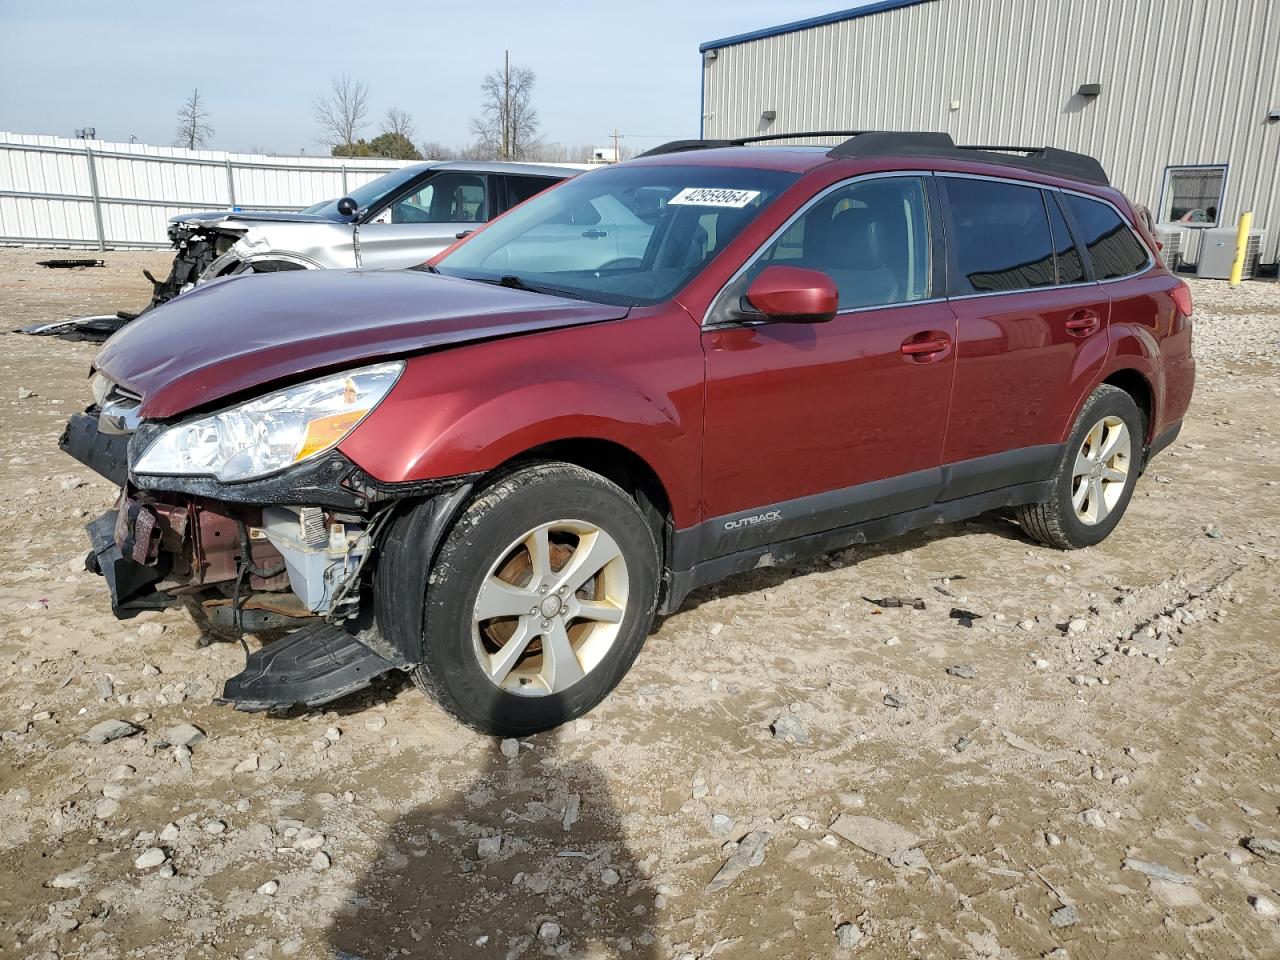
295, 410, 365, 461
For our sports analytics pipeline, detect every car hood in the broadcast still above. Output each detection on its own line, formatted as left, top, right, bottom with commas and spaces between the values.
94, 269, 629, 419
170, 210, 342, 228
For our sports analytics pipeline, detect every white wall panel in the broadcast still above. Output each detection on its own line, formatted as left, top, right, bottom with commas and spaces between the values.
703, 0, 1280, 262
0, 132, 412, 248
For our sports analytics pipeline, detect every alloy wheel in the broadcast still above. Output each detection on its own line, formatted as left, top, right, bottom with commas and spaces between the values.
471, 519, 629, 696
1070, 415, 1131, 525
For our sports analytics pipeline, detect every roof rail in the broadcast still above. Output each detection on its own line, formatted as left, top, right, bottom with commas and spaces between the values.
636, 130, 1110, 185
637, 138, 735, 157
637, 131, 866, 158
955, 145, 1110, 185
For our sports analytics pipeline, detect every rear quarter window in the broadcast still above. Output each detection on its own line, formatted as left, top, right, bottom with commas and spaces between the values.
1062, 194, 1151, 279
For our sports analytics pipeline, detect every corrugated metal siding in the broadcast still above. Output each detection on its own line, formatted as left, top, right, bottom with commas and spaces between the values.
0, 132, 410, 248
703, 0, 1280, 262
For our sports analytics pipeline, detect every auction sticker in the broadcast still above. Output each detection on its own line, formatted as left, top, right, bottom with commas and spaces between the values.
668, 187, 761, 208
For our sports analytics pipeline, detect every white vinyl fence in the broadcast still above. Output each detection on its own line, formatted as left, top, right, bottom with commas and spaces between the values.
0, 132, 414, 250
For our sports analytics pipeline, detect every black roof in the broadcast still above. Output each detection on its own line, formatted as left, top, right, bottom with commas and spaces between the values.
637, 130, 1110, 186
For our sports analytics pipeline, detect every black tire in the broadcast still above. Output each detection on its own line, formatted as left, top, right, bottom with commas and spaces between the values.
1017, 385, 1145, 549
411, 462, 659, 736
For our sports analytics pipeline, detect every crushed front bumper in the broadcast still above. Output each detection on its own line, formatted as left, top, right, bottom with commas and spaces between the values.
85, 508, 171, 618
60, 403, 476, 710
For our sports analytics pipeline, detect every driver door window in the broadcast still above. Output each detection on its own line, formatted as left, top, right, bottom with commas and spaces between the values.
376, 173, 488, 224
758, 176, 932, 310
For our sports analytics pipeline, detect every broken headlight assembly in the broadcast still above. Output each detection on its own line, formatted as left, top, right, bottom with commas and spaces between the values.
133, 361, 403, 482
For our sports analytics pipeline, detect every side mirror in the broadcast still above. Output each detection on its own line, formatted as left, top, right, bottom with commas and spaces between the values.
742, 265, 839, 323
336, 197, 359, 217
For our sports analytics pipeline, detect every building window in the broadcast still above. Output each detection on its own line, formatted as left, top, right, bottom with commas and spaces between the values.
1161, 165, 1226, 226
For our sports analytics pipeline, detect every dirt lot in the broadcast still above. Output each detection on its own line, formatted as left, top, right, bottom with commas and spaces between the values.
0, 249, 1277, 960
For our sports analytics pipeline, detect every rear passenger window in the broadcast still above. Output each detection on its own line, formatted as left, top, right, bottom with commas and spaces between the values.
1046, 194, 1086, 284
756, 176, 932, 310
504, 175, 556, 211
943, 178, 1055, 294
1062, 194, 1151, 279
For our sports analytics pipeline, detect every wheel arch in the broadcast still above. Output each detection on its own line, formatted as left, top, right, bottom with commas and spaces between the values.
483, 436, 675, 572
1061, 359, 1160, 449
1100, 368, 1154, 440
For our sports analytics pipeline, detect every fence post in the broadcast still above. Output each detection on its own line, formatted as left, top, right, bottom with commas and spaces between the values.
225, 158, 237, 210
84, 144, 106, 251
341, 165, 349, 195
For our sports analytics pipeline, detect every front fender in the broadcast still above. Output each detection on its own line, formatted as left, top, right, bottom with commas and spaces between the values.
337, 311, 705, 526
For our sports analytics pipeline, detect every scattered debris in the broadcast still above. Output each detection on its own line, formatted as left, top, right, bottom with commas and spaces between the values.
835, 921, 864, 950
1050, 905, 1079, 927
1250, 895, 1278, 917
949, 608, 982, 627
37, 258, 104, 269
1123, 858, 1194, 885
134, 848, 167, 870
829, 815, 928, 870
1243, 837, 1280, 864
1080, 809, 1107, 829
946, 663, 977, 680
80, 719, 142, 744
706, 831, 770, 892
864, 596, 926, 610
771, 713, 810, 744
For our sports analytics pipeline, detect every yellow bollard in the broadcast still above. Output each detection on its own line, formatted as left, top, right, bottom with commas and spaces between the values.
1229, 211, 1254, 286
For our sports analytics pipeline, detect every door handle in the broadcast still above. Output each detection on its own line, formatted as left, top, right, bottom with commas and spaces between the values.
581, 229, 609, 239
900, 332, 952, 360
455, 229, 475, 240
1065, 309, 1101, 336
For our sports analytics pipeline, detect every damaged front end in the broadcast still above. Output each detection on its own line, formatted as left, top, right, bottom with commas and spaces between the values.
146, 218, 253, 309
59, 379, 467, 713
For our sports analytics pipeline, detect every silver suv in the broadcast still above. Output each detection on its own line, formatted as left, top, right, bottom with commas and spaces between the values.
151, 160, 581, 307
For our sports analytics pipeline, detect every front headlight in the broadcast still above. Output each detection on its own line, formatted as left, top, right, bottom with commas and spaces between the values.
133, 361, 403, 482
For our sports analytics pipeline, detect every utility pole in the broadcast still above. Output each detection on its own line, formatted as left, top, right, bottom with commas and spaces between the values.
610, 128, 624, 163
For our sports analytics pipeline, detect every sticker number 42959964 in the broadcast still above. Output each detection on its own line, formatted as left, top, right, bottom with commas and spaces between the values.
667, 187, 762, 208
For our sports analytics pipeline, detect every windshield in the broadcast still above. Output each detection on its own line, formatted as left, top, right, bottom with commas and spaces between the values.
433, 164, 799, 306
304, 165, 428, 220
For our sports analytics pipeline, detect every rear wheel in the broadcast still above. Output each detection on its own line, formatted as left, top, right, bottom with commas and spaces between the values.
1017, 385, 1144, 549
413, 462, 659, 735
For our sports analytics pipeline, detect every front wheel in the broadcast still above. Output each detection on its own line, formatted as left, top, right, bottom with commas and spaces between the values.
1017, 384, 1144, 549
412, 462, 660, 736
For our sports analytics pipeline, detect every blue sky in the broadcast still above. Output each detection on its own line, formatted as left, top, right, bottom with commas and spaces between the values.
0, 0, 849, 154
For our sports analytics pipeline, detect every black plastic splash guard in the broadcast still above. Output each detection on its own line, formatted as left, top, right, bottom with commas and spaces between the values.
221, 621, 408, 712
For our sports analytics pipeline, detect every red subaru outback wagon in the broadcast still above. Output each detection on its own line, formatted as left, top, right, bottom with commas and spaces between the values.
63, 131, 1194, 736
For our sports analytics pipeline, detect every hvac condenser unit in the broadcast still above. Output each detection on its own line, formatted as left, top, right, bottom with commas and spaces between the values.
1153, 227, 1185, 271
1198, 227, 1266, 280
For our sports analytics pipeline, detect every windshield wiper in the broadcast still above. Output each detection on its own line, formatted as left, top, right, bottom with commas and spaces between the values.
476, 274, 586, 300
497, 274, 538, 292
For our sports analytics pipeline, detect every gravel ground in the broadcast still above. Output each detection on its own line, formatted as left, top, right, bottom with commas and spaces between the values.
0, 250, 1278, 960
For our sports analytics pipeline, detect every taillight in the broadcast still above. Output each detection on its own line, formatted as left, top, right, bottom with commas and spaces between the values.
1171, 281, 1193, 318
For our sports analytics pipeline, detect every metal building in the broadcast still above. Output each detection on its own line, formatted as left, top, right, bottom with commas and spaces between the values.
700, 0, 1280, 268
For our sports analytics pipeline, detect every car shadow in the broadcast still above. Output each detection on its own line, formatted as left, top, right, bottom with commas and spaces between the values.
325, 733, 658, 959
672, 509, 1034, 614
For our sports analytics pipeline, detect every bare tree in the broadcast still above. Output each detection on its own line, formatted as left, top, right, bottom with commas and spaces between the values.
174, 89, 214, 149
313, 75, 371, 149
382, 107, 416, 141
469, 51, 540, 160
